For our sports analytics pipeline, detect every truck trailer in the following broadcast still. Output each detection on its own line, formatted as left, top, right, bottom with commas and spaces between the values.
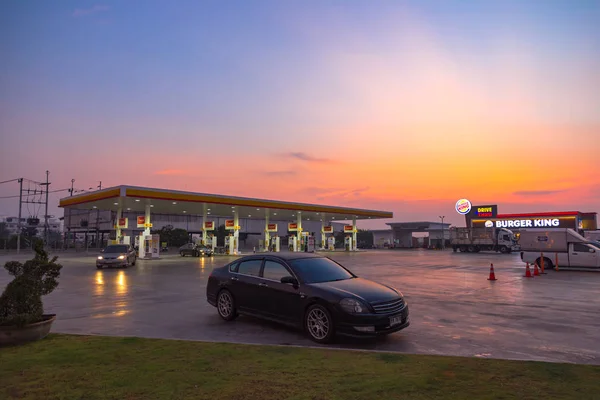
449, 227, 519, 253
519, 228, 600, 271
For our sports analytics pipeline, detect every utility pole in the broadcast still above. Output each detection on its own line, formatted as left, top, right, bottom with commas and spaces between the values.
67, 178, 75, 248
439, 215, 445, 250
42, 170, 50, 245
17, 178, 23, 254
95, 181, 101, 247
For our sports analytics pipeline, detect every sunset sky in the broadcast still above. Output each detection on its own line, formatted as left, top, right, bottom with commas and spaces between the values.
1, 0, 599, 228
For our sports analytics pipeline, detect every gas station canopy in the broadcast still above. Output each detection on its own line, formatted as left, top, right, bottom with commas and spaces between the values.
58, 185, 393, 221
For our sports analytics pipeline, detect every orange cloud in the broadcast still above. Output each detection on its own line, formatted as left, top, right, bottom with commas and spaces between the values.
154, 169, 186, 176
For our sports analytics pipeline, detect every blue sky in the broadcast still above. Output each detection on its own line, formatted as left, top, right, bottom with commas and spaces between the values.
1, 1, 599, 226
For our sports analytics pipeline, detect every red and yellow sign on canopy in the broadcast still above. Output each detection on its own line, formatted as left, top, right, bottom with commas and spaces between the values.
225, 220, 235, 230
344, 225, 355, 233
322, 226, 333, 233
137, 216, 145, 228
267, 223, 278, 232
204, 221, 215, 230
288, 223, 298, 231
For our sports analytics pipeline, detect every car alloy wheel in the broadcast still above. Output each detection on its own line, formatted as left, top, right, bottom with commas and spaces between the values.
305, 304, 334, 343
217, 290, 237, 321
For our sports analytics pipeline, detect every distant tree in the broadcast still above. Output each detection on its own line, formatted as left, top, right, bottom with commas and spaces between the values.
0, 223, 9, 240
215, 225, 227, 247
48, 230, 63, 247
22, 226, 38, 240
153, 225, 189, 247
334, 231, 345, 248
170, 228, 189, 247
357, 229, 374, 248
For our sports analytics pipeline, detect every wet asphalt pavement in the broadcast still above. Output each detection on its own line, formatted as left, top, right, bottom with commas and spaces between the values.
1, 249, 599, 365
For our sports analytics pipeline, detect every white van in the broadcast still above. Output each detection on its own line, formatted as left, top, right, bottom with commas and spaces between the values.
519, 228, 600, 271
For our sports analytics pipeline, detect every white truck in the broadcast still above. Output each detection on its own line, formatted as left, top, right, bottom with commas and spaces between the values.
584, 230, 600, 242
519, 228, 600, 271
450, 227, 519, 253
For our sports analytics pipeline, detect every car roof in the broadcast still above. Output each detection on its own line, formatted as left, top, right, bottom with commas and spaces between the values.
238, 253, 324, 262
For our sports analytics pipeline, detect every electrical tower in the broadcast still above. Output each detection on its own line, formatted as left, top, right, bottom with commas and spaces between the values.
14, 173, 51, 253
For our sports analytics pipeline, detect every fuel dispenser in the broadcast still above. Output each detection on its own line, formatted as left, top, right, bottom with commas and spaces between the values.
289, 235, 297, 252
139, 233, 160, 259
307, 236, 315, 252
327, 236, 335, 251
300, 232, 309, 252
271, 235, 280, 252
225, 234, 235, 255
207, 234, 216, 252
344, 235, 353, 252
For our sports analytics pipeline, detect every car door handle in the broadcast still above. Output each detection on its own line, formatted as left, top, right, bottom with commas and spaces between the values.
258, 282, 268, 287
230, 276, 238, 281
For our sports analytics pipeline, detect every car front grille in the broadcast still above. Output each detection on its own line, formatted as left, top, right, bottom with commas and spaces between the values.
371, 298, 405, 314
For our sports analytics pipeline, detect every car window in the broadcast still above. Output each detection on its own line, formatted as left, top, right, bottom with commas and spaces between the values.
573, 243, 590, 252
289, 257, 354, 284
237, 259, 262, 276
262, 260, 291, 281
105, 245, 128, 253
229, 262, 239, 272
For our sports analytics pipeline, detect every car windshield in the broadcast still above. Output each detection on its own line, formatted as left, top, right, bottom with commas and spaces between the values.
105, 245, 128, 253
289, 257, 354, 284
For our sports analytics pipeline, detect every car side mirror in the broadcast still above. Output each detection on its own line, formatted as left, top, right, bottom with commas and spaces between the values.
100, 249, 104, 253
281, 276, 298, 286
590, 249, 595, 253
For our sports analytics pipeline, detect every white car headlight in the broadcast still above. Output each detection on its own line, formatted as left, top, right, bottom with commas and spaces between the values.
340, 298, 369, 314
97, 256, 103, 260
118, 255, 125, 260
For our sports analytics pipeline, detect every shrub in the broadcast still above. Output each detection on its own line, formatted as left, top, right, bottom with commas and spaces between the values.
0, 242, 62, 327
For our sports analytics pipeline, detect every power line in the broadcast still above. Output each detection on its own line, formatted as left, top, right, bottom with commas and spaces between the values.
0, 178, 20, 185
0, 188, 70, 200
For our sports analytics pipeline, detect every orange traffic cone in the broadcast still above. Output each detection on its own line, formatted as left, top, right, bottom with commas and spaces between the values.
524, 263, 533, 278
487, 263, 497, 281
533, 262, 540, 276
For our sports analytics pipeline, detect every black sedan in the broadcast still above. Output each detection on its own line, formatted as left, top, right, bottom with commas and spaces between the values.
179, 243, 213, 257
206, 253, 409, 343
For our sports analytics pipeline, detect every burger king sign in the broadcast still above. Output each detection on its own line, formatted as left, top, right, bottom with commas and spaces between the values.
455, 199, 472, 215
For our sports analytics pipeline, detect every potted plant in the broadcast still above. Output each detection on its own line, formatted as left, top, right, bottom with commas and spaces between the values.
0, 242, 62, 346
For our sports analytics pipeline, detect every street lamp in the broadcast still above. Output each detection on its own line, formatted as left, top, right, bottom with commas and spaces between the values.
439, 216, 445, 250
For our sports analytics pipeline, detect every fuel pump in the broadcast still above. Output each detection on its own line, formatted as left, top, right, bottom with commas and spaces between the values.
224, 236, 231, 255
208, 234, 216, 252
327, 236, 335, 251
271, 235, 280, 252
289, 235, 297, 252
344, 235, 353, 252
226, 234, 235, 255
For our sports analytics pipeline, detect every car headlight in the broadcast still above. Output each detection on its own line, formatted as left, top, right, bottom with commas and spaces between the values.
97, 256, 103, 260
340, 298, 369, 314
118, 255, 125, 260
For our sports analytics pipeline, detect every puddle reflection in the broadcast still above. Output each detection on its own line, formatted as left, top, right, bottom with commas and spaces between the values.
94, 271, 104, 296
